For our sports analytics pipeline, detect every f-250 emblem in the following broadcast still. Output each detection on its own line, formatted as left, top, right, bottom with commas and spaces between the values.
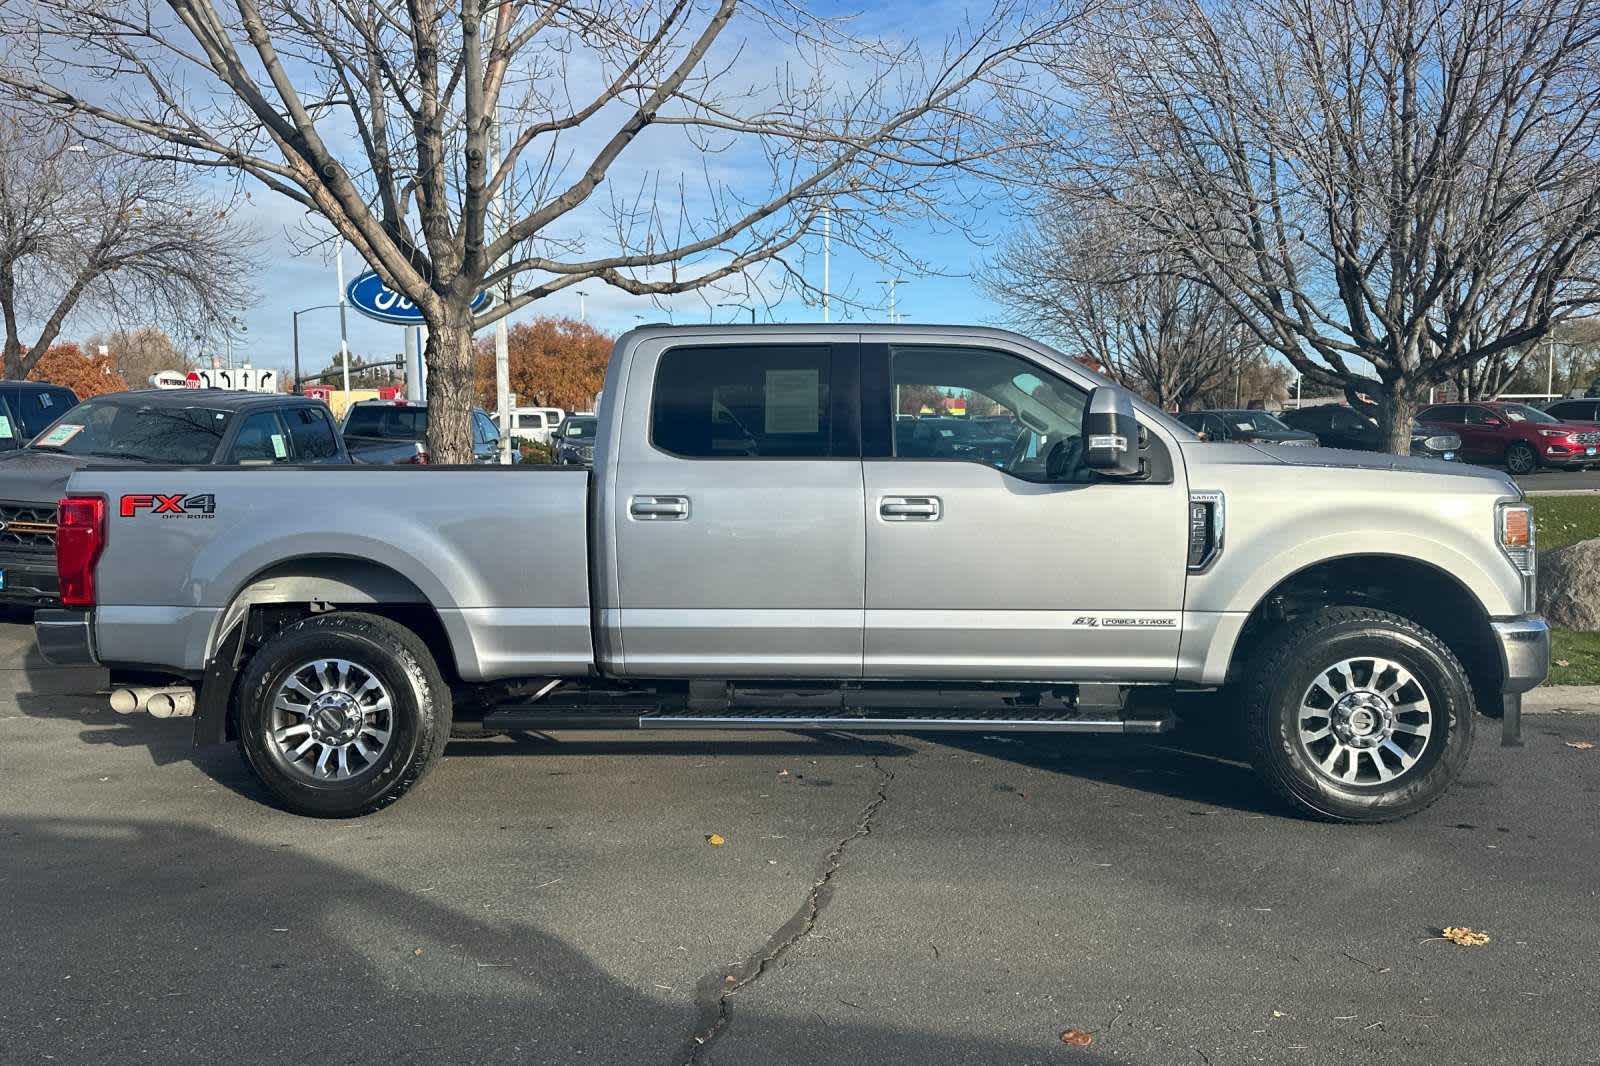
120, 493, 216, 518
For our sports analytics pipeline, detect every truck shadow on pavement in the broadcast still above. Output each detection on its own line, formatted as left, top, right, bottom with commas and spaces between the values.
0, 815, 1117, 1066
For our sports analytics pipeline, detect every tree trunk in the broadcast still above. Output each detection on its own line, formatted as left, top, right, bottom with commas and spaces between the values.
1379, 382, 1416, 455
424, 306, 476, 464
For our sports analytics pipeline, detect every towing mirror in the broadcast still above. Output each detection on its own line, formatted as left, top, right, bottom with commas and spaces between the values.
1084, 386, 1143, 478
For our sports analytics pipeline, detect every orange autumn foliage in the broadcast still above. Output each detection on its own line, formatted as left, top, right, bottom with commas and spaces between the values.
474, 316, 613, 413
26, 342, 128, 398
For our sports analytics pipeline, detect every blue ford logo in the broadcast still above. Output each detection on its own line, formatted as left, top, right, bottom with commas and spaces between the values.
344, 271, 491, 325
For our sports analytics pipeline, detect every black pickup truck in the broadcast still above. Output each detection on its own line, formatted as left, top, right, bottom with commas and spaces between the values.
0, 389, 348, 607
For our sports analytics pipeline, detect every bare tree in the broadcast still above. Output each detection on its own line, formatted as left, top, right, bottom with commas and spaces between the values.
0, 113, 255, 379
982, 201, 1247, 409
83, 326, 197, 387
1, 0, 1077, 460
1013, 0, 1600, 451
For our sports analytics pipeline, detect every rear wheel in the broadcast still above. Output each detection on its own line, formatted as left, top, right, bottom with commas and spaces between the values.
1244, 606, 1474, 822
236, 611, 450, 817
1505, 441, 1538, 475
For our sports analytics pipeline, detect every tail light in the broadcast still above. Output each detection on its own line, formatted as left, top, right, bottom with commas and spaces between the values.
56, 495, 106, 607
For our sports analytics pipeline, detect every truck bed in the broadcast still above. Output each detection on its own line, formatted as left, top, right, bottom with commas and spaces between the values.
71, 464, 593, 680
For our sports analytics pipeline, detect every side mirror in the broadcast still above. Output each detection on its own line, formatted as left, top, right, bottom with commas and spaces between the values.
1484, 417, 1503, 427
1084, 386, 1143, 478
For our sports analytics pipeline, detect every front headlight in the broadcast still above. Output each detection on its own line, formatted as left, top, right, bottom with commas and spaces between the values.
1497, 501, 1536, 611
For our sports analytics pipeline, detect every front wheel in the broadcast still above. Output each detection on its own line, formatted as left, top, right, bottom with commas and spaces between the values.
236, 611, 451, 817
1505, 441, 1538, 475
1243, 606, 1474, 823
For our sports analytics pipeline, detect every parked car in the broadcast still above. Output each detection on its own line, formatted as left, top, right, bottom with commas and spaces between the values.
0, 389, 346, 607
1278, 405, 1460, 461
509, 406, 564, 447
40, 324, 1544, 824
341, 399, 501, 464
0, 381, 79, 451
897, 416, 1017, 467
551, 414, 598, 465
1542, 397, 1600, 424
1175, 409, 1320, 447
1417, 401, 1600, 474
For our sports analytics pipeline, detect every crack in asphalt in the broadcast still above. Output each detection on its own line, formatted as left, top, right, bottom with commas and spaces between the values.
675, 755, 897, 1065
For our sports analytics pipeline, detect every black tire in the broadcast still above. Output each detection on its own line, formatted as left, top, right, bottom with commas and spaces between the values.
1244, 606, 1474, 823
1504, 441, 1538, 475
236, 611, 450, 817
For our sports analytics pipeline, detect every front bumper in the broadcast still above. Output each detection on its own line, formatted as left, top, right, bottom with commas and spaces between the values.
34, 608, 97, 666
1493, 616, 1550, 694
1491, 616, 1549, 748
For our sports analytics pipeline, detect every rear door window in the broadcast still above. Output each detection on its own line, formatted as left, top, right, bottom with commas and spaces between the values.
16, 388, 75, 438
286, 406, 340, 460
652, 344, 837, 458
229, 411, 293, 463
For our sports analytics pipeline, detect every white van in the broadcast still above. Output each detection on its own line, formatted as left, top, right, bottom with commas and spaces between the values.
509, 406, 565, 445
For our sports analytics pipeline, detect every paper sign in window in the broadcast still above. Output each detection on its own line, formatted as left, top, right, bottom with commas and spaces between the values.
0, 416, 12, 439
36, 423, 84, 447
764, 369, 819, 435
271, 434, 287, 459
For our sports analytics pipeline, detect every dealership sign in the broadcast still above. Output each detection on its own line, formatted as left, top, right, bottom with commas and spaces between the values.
344, 270, 490, 325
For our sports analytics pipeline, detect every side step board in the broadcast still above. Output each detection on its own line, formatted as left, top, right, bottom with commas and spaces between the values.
479, 707, 1175, 735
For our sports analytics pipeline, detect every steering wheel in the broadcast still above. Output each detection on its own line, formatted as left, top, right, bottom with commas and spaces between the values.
1045, 436, 1091, 483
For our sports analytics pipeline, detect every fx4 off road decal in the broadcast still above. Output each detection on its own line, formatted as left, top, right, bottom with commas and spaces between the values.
120, 493, 216, 518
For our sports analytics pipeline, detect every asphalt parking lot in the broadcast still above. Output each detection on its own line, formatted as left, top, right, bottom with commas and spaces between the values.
3, 616, 1598, 1066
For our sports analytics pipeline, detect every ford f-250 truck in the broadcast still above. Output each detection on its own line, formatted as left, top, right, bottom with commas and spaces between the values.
35, 325, 1548, 821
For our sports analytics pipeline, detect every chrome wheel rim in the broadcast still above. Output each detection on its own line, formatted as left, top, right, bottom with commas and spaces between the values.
1297, 656, 1433, 786
267, 659, 394, 782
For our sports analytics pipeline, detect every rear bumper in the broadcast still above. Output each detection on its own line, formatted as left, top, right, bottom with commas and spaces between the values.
34, 608, 97, 666
0, 549, 59, 605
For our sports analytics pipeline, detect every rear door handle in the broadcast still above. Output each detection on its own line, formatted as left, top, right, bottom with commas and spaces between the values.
630, 495, 690, 520
879, 496, 941, 521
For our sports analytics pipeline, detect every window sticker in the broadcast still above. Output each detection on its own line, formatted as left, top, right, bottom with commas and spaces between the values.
39, 394, 53, 408
1235, 421, 1254, 431
270, 434, 287, 459
0, 416, 12, 439
35, 423, 84, 447
764, 368, 820, 434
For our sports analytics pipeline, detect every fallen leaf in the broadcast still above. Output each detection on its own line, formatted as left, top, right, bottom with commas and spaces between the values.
777, 769, 791, 777
1441, 926, 1490, 946
1566, 740, 1596, 750
413, 948, 424, 956
706, 834, 726, 846
1555, 658, 1571, 667
1059, 1028, 1093, 1047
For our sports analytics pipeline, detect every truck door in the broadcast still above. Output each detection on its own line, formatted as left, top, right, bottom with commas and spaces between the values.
860, 341, 1187, 681
607, 339, 864, 677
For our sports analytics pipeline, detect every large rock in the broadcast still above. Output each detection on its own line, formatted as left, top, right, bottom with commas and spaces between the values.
1538, 538, 1600, 630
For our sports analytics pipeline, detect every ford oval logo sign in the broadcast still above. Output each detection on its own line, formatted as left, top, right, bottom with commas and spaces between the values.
344, 270, 491, 325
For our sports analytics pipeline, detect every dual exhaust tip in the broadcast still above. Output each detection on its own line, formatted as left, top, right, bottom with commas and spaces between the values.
109, 686, 195, 719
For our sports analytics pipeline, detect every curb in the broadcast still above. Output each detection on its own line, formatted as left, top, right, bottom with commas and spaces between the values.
1525, 685, 1600, 715
1523, 488, 1600, 497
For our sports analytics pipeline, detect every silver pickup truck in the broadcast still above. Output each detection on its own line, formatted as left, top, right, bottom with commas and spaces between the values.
36, 325, 1548, 821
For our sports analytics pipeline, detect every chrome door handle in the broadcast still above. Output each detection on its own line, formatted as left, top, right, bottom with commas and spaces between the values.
630, 495, 690, 520
879, 496, 941, 521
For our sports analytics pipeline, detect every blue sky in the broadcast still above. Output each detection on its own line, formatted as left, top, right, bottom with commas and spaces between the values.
257, 199, 1014, 376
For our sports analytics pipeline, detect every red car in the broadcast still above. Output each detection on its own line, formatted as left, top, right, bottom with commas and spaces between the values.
1417, 401, 1600, 474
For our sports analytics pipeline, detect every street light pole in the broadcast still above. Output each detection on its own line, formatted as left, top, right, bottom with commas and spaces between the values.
292, 303, 343, 395
717, 302, 757, 323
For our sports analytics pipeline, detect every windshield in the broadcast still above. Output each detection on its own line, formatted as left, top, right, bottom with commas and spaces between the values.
1226, 411, 1291, 432
27, 397, 231, 463
344, 404, 427, 439
1498, 403, 1559, 424
564, 418, 597, 439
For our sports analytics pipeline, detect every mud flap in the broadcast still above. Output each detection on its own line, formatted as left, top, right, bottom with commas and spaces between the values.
1501, 692, 1523, 748
193, 616, 247, 747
